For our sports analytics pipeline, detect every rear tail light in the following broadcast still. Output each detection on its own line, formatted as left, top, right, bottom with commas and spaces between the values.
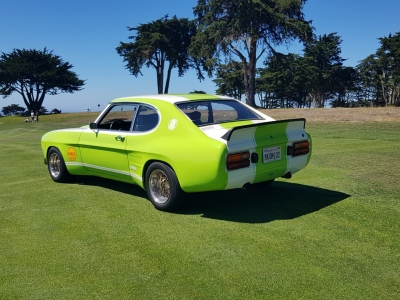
227, 151, 250, 170
288, 141, 310, 157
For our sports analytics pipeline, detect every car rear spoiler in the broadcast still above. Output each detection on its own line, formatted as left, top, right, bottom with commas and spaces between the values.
221, 118, 306, 141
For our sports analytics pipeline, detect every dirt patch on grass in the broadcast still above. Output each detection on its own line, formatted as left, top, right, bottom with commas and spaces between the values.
259, 107, 400, 123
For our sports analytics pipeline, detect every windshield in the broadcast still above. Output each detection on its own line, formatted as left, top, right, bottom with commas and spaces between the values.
177, 100, 262, 126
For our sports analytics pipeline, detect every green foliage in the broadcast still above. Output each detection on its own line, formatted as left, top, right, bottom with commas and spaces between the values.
39, 106, 48, 114
249, 31, 400, 108
303, 33, 346, 107
258, 53, 312, 108
254, 33, 364, 108
117, 15, 202, 94
357, 32, 400, 107
357, 54, 380, 106
255, 31, 400, 109
213, 61, 245, 99
330, 66, 361, 107
1, 103, 25, 116
191, 0, 313, 107
0, 48, 85, 112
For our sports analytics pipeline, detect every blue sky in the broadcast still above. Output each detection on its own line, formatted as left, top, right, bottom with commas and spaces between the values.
1, 0, 399, 112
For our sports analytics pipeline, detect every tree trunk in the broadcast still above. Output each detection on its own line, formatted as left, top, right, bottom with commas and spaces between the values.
164, 62, 173, 94
380, 70, 388, 106
156, 55, 164, 94
243, 61, 250, 104
157, 68, 163, 94
243, 38, 257, 107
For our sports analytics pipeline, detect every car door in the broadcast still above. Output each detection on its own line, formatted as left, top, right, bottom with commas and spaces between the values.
78, 103, 137, 180
124, 105, 160, 186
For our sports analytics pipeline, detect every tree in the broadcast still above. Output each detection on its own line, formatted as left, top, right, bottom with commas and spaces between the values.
1, 104, 25, 116
117, 15, 203, 94
190, 0, 313, 107
357, 54, 381, 106
0, 48, 85, 112
303, 33, 346, 107
39, 106, 48, 114
258, 53, 312, 108
375, 32, 400, 106
357, 32, 400, 108
330, 66, 360, 107
213, 61, 245, 99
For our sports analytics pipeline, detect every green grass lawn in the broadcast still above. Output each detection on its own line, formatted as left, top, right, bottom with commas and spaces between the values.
0, 112, 399, 299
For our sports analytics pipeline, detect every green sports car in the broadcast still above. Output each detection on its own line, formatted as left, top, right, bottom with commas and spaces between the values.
41, 94, 312, 211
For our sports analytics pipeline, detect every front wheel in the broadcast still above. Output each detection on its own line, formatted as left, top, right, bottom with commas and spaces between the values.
145, 162, 183, 212
47, 147, 72, 182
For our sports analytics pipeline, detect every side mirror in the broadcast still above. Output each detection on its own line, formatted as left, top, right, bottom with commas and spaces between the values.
89, 122, 98, 129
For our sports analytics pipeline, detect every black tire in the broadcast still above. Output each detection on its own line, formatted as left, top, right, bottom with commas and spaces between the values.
47, 147, 72, 183
145, 162, 183, 212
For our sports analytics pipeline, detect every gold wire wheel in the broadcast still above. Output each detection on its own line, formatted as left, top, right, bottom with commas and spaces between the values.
149, 169, 171, 204
49, 152, 61, 178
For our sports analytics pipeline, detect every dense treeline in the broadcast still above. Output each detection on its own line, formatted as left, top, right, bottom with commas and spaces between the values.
215, 32, 400, 108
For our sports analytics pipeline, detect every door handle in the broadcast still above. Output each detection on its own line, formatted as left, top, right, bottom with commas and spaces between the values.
115, 135, 125, 142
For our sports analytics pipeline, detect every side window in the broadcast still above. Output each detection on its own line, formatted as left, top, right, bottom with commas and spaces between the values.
133, 106, 159, 132
98, 104, 137, 130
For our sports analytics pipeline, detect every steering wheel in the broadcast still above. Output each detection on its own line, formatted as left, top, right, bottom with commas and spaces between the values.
110, 119, 125, 130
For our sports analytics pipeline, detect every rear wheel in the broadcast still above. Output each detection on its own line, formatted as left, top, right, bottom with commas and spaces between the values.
145, 162, 183, 212
47, 147, 72, 182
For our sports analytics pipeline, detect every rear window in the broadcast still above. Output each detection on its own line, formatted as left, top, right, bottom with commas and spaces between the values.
177, 100, 262, 126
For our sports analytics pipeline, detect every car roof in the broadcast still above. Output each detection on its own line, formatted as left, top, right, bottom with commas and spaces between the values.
111, 94, 234, 104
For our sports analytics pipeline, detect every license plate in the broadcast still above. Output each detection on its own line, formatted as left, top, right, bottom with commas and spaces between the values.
263, 146, 281, 163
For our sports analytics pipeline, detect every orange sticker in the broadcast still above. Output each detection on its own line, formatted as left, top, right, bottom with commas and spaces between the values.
67, 147, 77, 161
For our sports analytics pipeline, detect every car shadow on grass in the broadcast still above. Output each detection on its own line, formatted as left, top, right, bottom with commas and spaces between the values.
74, 176, 148, 198
178, 181, 350, 223
73, 177, 349, 224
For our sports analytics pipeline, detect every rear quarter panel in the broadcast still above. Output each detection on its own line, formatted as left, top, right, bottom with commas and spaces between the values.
125, 100, 229, 192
